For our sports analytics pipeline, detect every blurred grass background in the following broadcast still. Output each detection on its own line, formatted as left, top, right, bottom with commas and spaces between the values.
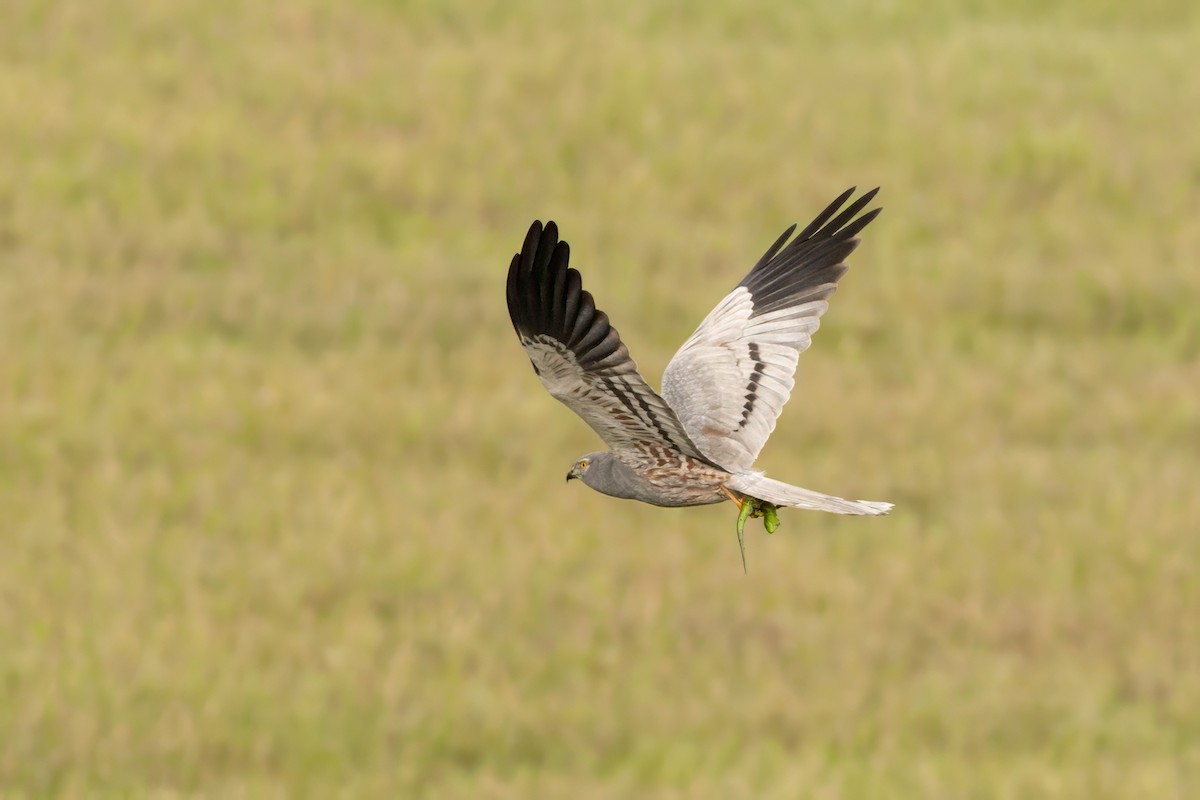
2, 0, 1199, 797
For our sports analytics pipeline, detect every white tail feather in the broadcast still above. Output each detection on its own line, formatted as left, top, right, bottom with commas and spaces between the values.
727, 473, 892, 516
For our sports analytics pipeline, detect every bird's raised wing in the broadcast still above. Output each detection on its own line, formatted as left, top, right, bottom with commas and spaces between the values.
661, 188, 881, 472
506, 221, 710, 462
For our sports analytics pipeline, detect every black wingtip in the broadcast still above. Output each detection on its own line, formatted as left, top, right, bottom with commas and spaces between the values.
737, 186, 882, 312
507, 219, 627, 372
522, 220, 545, 258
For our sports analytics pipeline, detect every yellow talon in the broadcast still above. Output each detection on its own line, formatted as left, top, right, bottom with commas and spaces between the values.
719, 485, 744, 510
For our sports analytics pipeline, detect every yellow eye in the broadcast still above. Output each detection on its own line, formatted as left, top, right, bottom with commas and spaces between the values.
578, 459, 589, 471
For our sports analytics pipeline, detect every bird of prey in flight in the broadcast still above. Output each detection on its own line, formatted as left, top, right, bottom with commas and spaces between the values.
506, 188, 891, 570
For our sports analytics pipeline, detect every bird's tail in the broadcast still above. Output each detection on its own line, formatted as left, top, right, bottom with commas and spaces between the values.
726, 473, 892, 516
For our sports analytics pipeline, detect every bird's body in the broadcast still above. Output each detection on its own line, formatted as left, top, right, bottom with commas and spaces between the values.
573, 449, 731, 507
506, 187, 891, 565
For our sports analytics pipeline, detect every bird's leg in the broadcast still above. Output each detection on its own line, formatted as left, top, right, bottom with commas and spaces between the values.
719, 485, 744, 509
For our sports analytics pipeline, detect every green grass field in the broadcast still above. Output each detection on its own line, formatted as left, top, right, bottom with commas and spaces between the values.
2, 1, 1198, 797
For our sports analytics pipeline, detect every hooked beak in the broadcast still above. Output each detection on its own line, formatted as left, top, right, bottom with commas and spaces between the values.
566, 466, 580, 483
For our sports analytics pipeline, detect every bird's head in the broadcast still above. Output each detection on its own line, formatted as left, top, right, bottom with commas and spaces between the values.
566, 452, 610, 484
564, 452, 648, 501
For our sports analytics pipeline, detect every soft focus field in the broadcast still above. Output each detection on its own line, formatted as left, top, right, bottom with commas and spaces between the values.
2, 1, 1199, 797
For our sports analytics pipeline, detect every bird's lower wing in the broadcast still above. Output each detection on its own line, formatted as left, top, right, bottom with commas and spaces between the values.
661, 188, 881, 472
507, 220, 709, 461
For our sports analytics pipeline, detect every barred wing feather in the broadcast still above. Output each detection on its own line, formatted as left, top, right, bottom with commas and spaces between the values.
506, 220, 710, 461
661, 188, 881, 472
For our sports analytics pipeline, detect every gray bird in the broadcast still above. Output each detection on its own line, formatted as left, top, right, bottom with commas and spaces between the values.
506, 188, 891, 569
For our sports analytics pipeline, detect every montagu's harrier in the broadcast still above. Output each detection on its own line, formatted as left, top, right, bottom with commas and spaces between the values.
506, 187, 891, 570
